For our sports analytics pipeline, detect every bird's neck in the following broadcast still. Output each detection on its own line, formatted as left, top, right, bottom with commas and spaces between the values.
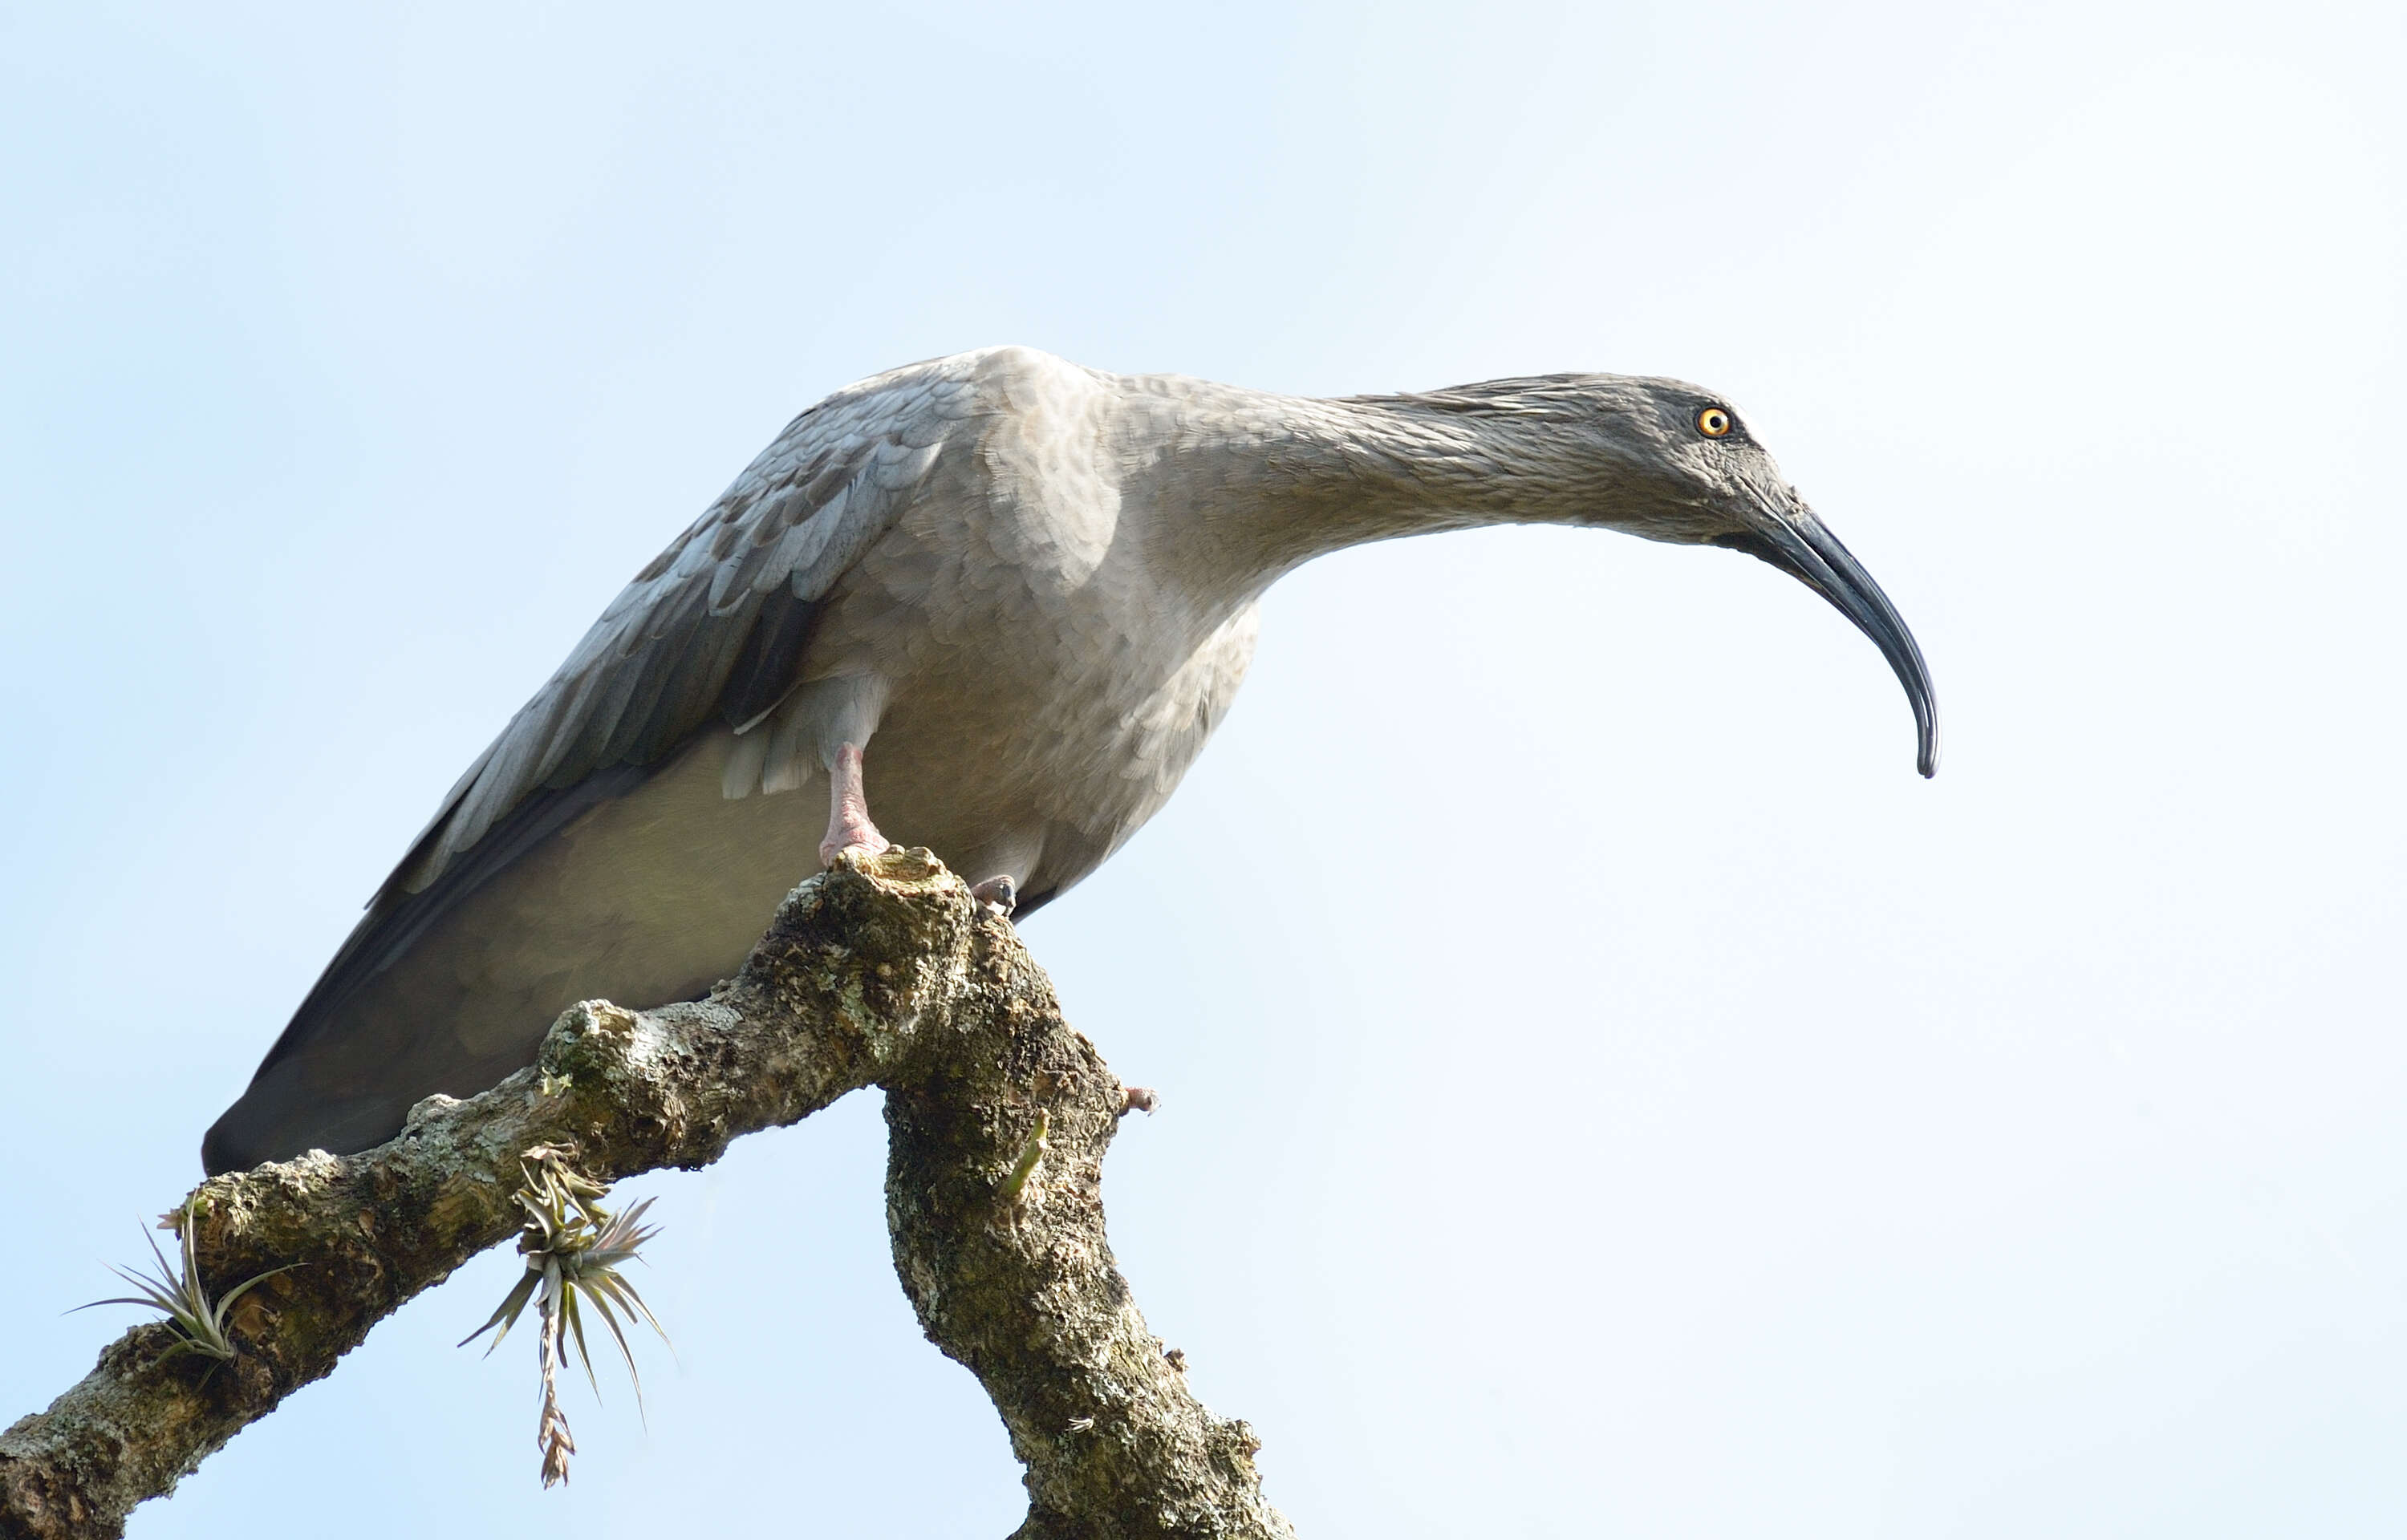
1131, 382, 1616, 606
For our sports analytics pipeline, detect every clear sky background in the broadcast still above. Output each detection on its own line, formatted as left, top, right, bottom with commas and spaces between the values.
4, 1, 2403, 1534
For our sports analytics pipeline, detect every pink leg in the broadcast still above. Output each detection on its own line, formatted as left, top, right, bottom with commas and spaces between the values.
818, 742, 891, 865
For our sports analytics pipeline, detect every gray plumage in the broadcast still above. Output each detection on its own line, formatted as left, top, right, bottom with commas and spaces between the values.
203, 346, 1935, 1175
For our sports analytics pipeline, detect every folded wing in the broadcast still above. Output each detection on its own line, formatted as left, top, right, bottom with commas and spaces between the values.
204, 357, 984, 1170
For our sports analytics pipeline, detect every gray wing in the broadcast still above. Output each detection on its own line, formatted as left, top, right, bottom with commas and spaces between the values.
398, 358, 981, 897
224, 356, 983, 1116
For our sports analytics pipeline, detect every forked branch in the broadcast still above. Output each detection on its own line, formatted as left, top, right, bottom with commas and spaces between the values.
0, 850, 1290, 1540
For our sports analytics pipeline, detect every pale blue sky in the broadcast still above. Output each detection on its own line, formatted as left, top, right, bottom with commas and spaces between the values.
4, 2, 2404, 1534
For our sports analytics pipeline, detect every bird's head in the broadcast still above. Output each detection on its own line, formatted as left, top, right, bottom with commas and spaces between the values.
1393, 374, 1940, 778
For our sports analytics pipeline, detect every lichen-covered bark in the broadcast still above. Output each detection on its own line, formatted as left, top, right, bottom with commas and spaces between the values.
885, 912, 1293, 1540
0, 849, 1289, 1540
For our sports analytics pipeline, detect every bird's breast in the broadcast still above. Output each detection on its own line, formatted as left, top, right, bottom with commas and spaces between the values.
807, 486, 1261, 898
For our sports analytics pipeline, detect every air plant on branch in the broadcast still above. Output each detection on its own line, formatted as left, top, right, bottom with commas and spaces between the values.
73, 1196, 297, 1374
461, 1150, 668, 1486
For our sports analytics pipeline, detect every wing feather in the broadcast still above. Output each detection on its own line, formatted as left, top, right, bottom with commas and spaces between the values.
391, 358, 979, 897
263, 355, 985, 1068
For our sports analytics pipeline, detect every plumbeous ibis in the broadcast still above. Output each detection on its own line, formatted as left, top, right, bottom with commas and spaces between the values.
202, 346, 1937, 1174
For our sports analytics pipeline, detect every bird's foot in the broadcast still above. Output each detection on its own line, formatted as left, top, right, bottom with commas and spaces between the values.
818, 741, 891, 865
818, 820, 890, 868
972, 874, 1017, 918
818, 742, 890, 865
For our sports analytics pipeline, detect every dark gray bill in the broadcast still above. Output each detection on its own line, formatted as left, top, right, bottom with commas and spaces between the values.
1712, 509, 1939, 777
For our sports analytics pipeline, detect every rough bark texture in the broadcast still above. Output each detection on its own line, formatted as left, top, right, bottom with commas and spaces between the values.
0, 849, 1290, 1540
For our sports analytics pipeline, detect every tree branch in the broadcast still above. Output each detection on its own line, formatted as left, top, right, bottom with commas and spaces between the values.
0, 849, 1292, 1540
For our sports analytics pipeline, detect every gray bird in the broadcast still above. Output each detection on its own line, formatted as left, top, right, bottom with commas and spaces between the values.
201, 346, 1938, 1175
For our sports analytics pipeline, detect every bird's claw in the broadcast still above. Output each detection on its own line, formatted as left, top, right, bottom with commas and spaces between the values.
972, 875, 1018, 918
818, 830, 891, 868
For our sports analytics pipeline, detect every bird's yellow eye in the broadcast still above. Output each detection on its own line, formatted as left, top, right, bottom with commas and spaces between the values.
1698, 407, 1733, 439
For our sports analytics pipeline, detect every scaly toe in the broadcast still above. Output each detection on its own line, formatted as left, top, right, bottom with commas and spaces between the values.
819, 830, 892, 867
972, 874, 1019, 918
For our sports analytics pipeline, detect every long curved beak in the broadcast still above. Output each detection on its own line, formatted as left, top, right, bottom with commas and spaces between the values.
1713, 507, 1939, 777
